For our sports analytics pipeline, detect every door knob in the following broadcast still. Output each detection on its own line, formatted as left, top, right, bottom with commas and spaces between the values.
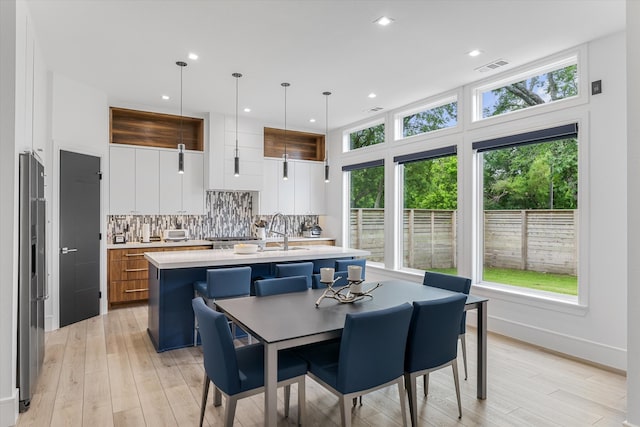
60, 247, 78, 254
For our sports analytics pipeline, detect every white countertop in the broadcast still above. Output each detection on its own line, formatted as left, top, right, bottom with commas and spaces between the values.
107, 239, 213, 250
144, 245, 369, 269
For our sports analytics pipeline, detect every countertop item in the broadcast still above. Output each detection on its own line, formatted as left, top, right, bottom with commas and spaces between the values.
107, 239, 213, 250
145, 245, 369, 269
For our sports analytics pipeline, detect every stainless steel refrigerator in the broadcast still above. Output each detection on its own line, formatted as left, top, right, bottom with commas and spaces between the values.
17, 152, 46, 412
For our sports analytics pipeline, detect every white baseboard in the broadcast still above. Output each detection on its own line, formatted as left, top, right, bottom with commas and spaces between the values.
623, 421, 639, 427
0, 388, 18, 427
467, 311, 627, 371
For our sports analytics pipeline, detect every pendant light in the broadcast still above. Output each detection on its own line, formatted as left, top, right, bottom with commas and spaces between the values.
232, 72, 242, 177
281, 82, 290, 180
323, 91, 331, 183
176, 60, 187, 174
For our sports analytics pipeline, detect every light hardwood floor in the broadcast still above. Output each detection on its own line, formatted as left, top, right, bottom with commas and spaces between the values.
17, 304, 627, 427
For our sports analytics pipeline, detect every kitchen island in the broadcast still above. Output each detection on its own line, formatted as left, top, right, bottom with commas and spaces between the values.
145, 245, 369, 352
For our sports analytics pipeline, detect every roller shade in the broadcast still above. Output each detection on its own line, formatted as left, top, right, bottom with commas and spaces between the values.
342, 159, 384, 172
394, 145, 457, 164
472, 123, 578, 152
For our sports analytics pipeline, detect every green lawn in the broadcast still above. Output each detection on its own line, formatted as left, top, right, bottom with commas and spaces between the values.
429, 267, 577, 296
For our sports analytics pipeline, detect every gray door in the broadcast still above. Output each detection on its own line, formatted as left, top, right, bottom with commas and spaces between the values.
59, 150, 101, 327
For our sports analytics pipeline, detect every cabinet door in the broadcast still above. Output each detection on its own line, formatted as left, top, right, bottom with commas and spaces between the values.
135, 149, 160, 214
260, 158, 279, 214
294, 161, 310, 214
309, 162, 326, 214
278, 159, 295, 214
159, 150, 182, 214
183, 152, 204, 214
109, 146, 136, 214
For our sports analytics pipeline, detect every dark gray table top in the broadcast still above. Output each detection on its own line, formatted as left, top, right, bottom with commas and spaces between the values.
215, 279, 487, 344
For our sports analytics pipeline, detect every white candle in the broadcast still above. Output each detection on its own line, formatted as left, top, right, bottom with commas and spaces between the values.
348, 265, 362, 281
320, 267, 335, 282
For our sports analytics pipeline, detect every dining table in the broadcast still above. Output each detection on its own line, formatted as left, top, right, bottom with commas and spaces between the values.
215, 279, 488, 427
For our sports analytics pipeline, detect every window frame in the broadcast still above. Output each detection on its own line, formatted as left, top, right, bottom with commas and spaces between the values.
469, 46, 588, 128
394, 95, 459, 141
471, 120, 588, 309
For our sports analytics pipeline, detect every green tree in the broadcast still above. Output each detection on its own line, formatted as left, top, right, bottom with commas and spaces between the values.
403, 102, 457, 138
350, 166, 384, 208
404, 156, 457, 209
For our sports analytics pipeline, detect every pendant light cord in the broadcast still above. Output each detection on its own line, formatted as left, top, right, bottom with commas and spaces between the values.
283, 83, 288, 158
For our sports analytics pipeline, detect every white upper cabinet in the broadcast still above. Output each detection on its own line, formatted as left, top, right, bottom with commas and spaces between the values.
109, 146, 136, 214
259, 158, 325, 215
159, 150, 204, 214
135, 149, 160, 214
109, 146, 159, 214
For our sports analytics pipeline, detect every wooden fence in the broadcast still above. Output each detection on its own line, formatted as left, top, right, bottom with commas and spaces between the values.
350, 208, 577, 275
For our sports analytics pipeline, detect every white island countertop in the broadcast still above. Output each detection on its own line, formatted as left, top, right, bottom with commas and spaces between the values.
144, 245, 370, 270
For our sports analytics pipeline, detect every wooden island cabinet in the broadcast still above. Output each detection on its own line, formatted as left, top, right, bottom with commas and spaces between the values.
107, 243, 211, 307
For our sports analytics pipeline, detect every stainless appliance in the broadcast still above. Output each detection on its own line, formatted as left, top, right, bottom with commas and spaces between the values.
311, 224, 322, 237
206, 236, 265, 250
18, 152, 47, 412
163, 229, 189, 241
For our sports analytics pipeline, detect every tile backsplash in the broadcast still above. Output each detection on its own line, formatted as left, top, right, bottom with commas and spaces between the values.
107, 190, 321, 243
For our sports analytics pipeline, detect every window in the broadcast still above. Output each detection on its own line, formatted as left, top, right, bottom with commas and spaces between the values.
395, 147, 458, 273
477, 57, 578, 120
398, 99, 457, 139
348, 122, 385, 151
343, 160, 385, 263
474, 124, 579, 297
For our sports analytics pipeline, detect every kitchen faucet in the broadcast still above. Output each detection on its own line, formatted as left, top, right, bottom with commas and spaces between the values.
269, 212, 289, 250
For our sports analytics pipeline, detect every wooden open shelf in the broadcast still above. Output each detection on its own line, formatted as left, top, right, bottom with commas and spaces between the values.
110, 107, 204, 151
264, 127, 325, 161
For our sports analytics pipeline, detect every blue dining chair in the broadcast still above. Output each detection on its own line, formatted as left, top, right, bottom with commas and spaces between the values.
311, 270, 348, 289
422, 271, 472, 380
335, 258, 366, 280
298, 303, 413, 427
275, 262, 314, 288
192, 297, 307, 427
404, 294, 467, 424
254, 276, 309, 297
193, 266, 252, 345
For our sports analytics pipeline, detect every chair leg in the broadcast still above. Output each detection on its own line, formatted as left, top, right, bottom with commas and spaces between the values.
397, 377, 408, 427
405, 373, 417, 427
460, 334, 468, 381
340, 396, 351, 427
194, 291, 199, 346
200, 373, 210, 427
284, 384, 291, 418
297, 376, 306, 426
452, 363, 462, 419
423, 373, 429, 397
224, 396, 238, 427
214, 386, 222, 407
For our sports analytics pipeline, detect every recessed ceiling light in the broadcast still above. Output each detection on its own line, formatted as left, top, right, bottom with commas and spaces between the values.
374, 16, 394, 26
309, 118, 316, 123
468, 49, 483, 57
368, 92, 377, 99
188, 52, 198, 60
162, 95, 170, 100
243, 107, 251, 113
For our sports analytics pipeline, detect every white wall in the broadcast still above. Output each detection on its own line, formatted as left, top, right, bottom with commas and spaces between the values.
626, 1, 640, 425
334, 33, 628, 370
0, 0, 51, 424
50, 74, 109, 328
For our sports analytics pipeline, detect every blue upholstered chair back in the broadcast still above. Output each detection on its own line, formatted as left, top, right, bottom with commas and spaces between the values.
335, 258, 366, 280
192, 297, 241, 395
311, 270, 348, 289
254, 276, 309, 297
422, 271, 471, 294
200, 266, 252, 299
422, 271, 471, 334
336, 303, 413, 394
405, 294, 467, 373
275, 262, 314, 288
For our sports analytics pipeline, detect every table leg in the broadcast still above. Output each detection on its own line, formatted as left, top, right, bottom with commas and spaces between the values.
477, 300, 487, 399
265, 343, 278, 426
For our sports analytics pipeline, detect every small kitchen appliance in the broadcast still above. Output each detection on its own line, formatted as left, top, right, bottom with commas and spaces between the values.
163, 229, 189, 242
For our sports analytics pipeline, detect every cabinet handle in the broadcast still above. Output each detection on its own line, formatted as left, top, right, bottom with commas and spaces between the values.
125, 253, 145, 257
124, 268, 148, 272
124, 288, 149, 293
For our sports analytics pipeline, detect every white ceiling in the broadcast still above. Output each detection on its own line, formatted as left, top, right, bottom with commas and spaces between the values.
25, 0, 625, 133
